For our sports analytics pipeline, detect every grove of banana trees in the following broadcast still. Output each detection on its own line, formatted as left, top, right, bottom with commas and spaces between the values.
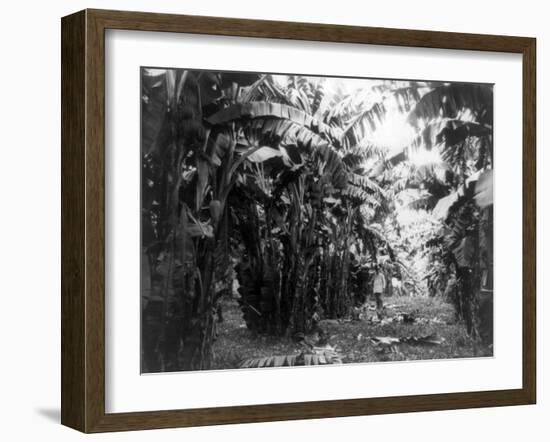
140, 68, 494, 372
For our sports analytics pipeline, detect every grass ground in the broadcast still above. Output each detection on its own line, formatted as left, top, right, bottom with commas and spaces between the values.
211, 295, 493, 370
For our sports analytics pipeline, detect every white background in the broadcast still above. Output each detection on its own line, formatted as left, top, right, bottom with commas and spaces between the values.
106, 30, 522, 413
0, 0, 546, 440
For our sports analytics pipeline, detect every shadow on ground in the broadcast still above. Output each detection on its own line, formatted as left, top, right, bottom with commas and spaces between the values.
35, 408, 60, 423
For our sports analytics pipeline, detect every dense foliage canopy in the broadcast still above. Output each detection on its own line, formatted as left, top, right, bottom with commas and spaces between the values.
140, 69, 493, 372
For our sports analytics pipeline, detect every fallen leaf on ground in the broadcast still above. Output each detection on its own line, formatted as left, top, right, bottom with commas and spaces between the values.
370, 336, 401, 346
369, 334, 444, 348
401, 334, 445, 346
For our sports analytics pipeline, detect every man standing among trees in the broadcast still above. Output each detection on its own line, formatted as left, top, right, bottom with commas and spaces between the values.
372, 266, 386, 313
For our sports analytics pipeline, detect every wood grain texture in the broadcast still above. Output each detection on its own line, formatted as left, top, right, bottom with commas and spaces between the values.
85, 9, 107, 433
522, 38, 537, 403
61, 8, 537, 433
61, 10, 86, 432
89, 8, 533, 53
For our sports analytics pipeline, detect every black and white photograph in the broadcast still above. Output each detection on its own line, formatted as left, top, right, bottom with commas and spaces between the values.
140, 68, 494, 374
1, 0, 544, 438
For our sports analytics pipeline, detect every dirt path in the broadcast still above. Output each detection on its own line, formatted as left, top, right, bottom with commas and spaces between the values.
211, 295, 492, 370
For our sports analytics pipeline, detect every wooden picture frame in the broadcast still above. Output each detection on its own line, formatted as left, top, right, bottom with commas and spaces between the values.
61, 8, 536, 433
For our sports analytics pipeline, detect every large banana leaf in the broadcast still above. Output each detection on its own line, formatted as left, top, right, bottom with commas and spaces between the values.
437, 120, 491, 149
406, 118, 490, 152
340, 85, 426, 148
369, 84, 493, 177
206, 101, 343, 142
341, 102, 385, 145
246, 146, 284, 163
236, 116, 349, 189
141, 69, 171, 156
408, 83, 493, 127
474, 169, 493, 208
348, 173, 386, 199
239, 346, 343, 368
453, 236, 477, 268
239, 75, 287, 103
432, 169, 493, 221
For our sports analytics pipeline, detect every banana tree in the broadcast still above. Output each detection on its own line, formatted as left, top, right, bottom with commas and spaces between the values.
397, 83, 494, 339
141, 68, 266, 371
210, 75, 404, 335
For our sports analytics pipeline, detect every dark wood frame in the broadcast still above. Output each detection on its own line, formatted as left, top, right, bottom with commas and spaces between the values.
61, 8, 536, 433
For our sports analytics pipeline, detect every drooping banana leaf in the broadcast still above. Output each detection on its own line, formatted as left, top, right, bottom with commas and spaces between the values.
432, 169, 492, 221
408, 83, 493, 127
206, 101, 343, 143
